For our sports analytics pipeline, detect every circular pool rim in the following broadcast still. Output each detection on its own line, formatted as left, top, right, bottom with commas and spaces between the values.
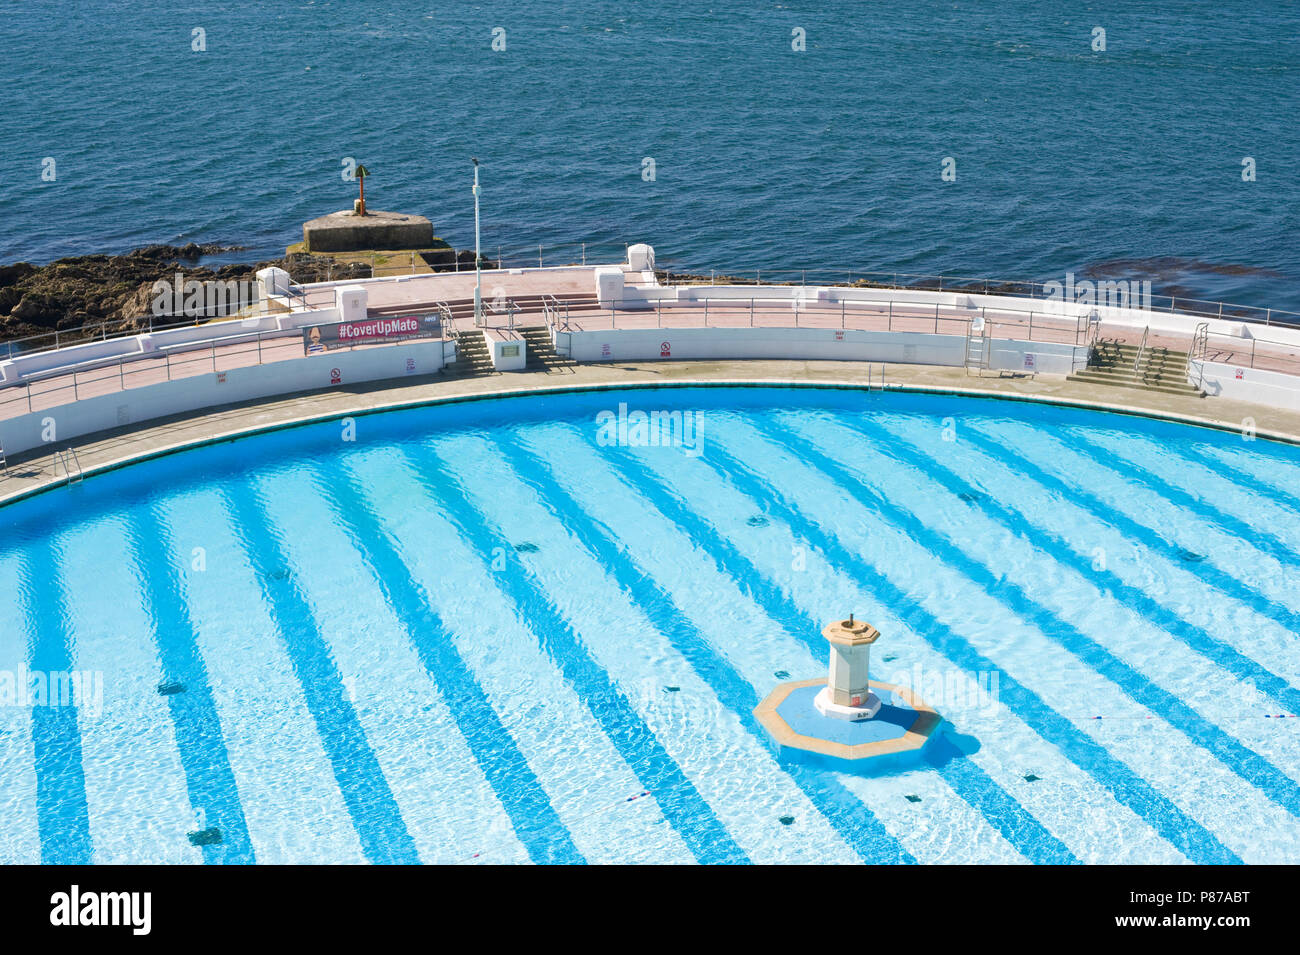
3, 377, 1295, 511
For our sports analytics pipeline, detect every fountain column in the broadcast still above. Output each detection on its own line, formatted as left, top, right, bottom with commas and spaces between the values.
815, 615, 882, 720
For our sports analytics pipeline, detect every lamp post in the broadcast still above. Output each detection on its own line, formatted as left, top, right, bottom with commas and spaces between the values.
472, 158, 482, 326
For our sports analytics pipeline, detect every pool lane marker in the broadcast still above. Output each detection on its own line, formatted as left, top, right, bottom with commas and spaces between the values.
311, 465, 586, 866
127, 505, 255, 864
695, 425, 1238, 865
410, 443, 750, 866
20, 543, 93, 865
964, 424, 1300, 655
219, 484, 420, 865
856, 416, 1300, 722
770, 415, 1300, 823
579, 429, 1068, 864
504, 429, 918, 865
1068, 429, 1300, 591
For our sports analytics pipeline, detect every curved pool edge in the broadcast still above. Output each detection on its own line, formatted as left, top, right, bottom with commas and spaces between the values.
3, 370, 1298, 511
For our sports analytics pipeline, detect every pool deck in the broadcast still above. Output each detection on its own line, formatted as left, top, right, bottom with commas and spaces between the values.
4, 356, 1299, 509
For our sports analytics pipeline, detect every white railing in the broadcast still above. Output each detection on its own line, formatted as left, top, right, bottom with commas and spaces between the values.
593, 293, 1300, 380
654, 266, 1300, 330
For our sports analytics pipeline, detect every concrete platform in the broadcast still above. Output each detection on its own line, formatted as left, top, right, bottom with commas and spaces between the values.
302, 209, 434, 253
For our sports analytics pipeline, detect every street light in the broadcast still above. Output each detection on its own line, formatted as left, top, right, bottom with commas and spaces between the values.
472, 158, 482, 326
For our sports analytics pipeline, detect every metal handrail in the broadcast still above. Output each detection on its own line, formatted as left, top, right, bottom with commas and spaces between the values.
1132, 327, 1150, 381
1187, 322, 1210, 390
55, 447, 82, 485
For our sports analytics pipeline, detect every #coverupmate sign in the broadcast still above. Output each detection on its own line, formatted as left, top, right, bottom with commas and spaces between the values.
303, 314, 440, 354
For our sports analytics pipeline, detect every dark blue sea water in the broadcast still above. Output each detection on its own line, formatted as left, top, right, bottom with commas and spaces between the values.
2, 1, 1298, 309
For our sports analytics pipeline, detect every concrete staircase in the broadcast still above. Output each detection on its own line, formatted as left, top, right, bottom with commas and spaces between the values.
1067, 338, 1203, 397
519, 325, 577, 374
444, 329, 496, 376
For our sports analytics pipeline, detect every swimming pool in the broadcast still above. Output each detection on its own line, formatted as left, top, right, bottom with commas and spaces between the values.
1, 385, 1298, 864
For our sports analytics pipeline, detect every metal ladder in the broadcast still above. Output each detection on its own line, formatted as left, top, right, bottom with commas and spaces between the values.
55, 447, 83, 485
866, 364, 888, 392
964, 313, 989, 375
1186, 322, 1209, 390
0, 443, 8, 478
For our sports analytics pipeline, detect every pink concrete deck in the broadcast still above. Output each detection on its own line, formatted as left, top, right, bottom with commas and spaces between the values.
298, 266, 600, 312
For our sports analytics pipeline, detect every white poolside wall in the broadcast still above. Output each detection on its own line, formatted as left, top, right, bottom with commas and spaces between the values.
0, 339, 448, 456
1193, 361, 1300, 413
564, 326, 1081, 375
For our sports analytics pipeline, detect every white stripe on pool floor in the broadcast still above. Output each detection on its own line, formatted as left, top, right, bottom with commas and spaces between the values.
1083, 429, 1300, 555
817, 415, 1300, 787
347, 447, 696, 866
898, 417, 1300, 694
58, 519, 202, 864
983, 421, 1300, 619
160, 489, 367, 864
442, 429, 942, 865
252, 467, 533, 865
0, 555, 41, 865
714, 420, 1300, 863
600, 426, 1186, 865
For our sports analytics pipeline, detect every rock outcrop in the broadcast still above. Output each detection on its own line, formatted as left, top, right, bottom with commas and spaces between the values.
0, 244, 374, 346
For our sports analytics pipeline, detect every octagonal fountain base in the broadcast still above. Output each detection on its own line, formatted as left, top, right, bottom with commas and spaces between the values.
755, 677, 943, 774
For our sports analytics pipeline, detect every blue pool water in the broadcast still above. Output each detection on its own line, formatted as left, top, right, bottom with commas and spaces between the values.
2, 1, 1298, 309
2, 386, 1299, 864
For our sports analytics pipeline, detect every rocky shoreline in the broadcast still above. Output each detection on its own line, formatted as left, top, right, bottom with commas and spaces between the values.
0, 244, 380, 347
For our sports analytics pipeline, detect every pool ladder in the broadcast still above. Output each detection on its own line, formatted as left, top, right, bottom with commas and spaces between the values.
866, 363, 887, 391
55, 447, 83, 486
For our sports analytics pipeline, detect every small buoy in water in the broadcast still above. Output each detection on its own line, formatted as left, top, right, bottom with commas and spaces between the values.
773, 670, 790, 680
905, 795, 922, 803
514, 542, 540, 554
664, 685, 680, 693
778, 815, 795, 826
1024, 774, 1041, 782
157, 682, 185, 696
747, 516, 770, 527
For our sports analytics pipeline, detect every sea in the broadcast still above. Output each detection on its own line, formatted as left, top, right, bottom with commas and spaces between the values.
2, 1, 1297, 311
